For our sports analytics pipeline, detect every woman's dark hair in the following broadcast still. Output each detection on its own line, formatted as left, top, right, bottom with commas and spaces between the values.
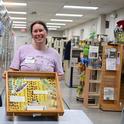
30, 20, 48, 34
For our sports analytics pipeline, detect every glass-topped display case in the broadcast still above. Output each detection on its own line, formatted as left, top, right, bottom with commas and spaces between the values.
0, 0, 14, 106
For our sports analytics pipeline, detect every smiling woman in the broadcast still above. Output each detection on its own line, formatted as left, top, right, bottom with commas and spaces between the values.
9, 20, 64, 80
30, 21, 48, 50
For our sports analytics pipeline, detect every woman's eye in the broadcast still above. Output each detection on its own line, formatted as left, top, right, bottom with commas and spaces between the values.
33, 30, 38, 33
39, 29, 43, 32
33, 29, 43, 33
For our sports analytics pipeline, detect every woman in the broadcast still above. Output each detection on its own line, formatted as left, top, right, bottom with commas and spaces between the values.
9, 20, 64, 80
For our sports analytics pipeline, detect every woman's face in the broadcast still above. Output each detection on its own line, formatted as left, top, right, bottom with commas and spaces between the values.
32, 23, 48, 44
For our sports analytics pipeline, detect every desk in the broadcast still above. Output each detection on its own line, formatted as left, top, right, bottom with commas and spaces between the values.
0, 107, 93, 124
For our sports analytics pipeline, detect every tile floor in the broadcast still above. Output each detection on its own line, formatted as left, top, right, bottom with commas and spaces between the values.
0, 80, 123, 124
60, 81, 123, 124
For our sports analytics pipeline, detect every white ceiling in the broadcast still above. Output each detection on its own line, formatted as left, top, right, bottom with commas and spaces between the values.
3, 0, 124, 31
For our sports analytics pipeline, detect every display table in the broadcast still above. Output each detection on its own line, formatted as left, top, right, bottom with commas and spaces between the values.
0, 107, 93, 124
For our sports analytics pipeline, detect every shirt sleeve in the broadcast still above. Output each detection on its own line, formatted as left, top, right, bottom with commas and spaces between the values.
10, 48, 21, 70
54, 52, 64, 76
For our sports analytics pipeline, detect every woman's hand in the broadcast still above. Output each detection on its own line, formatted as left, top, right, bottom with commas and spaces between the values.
2, 68, 19, 79
2, 71, 7, 79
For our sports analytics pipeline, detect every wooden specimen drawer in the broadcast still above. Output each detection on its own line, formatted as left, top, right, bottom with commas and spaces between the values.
5, 71, 64, 118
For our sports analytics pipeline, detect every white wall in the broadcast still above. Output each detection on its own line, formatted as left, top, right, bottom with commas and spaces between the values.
48, 30, 63, 37
13, 30, 63, 52
13, 8, 124, 52
64, 19, 98, 40
13, 31, 31, 53
64, 7, 124, 42
105, 8, 124, 41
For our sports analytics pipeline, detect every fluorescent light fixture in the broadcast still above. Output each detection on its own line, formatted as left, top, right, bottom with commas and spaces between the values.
64, 5, 98, 10
8, 11, 27, 14
13, 21, 27, 24
51, 19, 73, 22
47, 25, 61, 28
0, 1, 3, 5
13, 24, 26, 27
56, 13, 83, 17
46, 23, 66, 26
11, 17, 27, 20
12, 26, 27, 29
48, 28, 57, 30
3, 2, 27, 6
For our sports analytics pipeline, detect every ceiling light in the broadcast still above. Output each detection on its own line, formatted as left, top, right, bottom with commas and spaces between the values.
46, 23, 66, 26
56, 13, 83, 17
12, 26, 27, 29
3, 2, 27, 6
8, 11, 27, 14
64, 5, 98, 10
51, 19, 73, 22
47, 25, 61, 28
13, 21, 27, 24
48, 28, 57, 30
10, 17, 27, 20
13, 24, 26, 27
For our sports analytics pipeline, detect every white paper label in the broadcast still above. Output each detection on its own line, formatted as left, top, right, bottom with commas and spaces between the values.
10, 96, 25, 102
24, 57, 35, 64
104, 87, 114, 100
27, 105, 47, 110
33, 90, 48, 94
24, 77, 40, 81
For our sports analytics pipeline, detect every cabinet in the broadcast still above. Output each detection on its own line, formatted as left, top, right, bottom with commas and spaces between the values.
83, 67, 101, 108
100, 44, 123, 111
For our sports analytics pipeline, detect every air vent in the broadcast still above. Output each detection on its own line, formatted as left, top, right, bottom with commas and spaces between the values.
31, 11, 37, 15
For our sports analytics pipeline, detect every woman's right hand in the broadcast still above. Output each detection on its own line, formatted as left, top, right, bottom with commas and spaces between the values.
2, 71, 7, 79
2, 68, 19, 79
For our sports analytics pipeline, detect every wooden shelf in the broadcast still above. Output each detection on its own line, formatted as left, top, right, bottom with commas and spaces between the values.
88, 105, 100, 108
83, 44, 124, 111
100, 44, 123, 111
89, 80, 101, 83
89, 93, 100, 96
87, 67, 101, 70
83, 67, 101, 108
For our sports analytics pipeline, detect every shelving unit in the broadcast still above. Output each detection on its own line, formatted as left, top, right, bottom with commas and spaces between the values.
47, 37, 67, 61
83, 67, 101, 108
83, 44, 124, 111
69, 47, 82, 87
100, 44, 123, 111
